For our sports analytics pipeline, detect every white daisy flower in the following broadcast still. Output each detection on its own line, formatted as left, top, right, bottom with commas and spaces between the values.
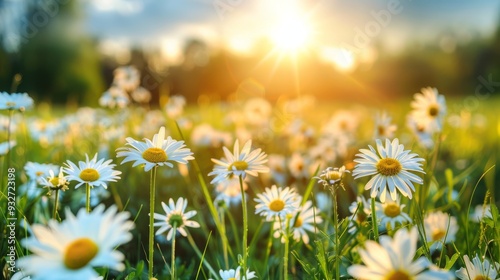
25, 162, 60, 185
130, 86, 151, 104
347, 227, 454, 280
165, 95, 186, 119
456, 254, 500, 280
243, 97, 272, 127
10, 271, 31, 280
254, 185, 301, 221
374, 111, 397, 140
0, 92, 34, 111
407, 115, 435, 149
98, 86, 130, 109
424, 211, 458, 252
63, 153, 121, 189
352, 138, 425, 202
113, 65, 140, 92
17, 204, 134, 280
347, 195, 372, 234
469, 204, 493, 222
288, 152, 309, 180
376, 194, 412, 229
267, 154, 287, 185
209, 266, 257, 280
39, 169, 70, 194
153, 197, 200, 241
209, 139, 269, 184
214, 176, 248, 207
116, 126, 194, 172
410, 87, 446, 133
273, 200, 322, 244
317, 166, 350, 187
0, 140, 16, 156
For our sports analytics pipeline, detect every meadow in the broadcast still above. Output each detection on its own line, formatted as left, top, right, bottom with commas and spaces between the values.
1, 82, 499, 279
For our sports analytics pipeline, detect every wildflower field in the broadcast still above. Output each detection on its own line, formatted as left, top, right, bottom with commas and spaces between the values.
1, 80, 499, 279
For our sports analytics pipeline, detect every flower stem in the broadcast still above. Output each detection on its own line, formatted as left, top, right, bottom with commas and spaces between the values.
171, 222, 177, 280
331, 185, 340, 280
149, 166, 157, 279
53, 189, 59, 220
283, 217, 290, 280
371, 197, 379, 242
238, 175, 248, 278
85, 183, 91, 213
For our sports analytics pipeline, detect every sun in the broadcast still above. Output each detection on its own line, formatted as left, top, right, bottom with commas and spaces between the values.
270, 14, 312, 54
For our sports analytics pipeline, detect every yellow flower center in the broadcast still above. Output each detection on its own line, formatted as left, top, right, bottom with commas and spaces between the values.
323, 170, 341, 181
6, 101, 15, 107
79, 168, 100, 182
49, 177, 60, 186
228, 160, 248, 171
376, 158, 402, 176
357, 211, 367, 223
64, 238, 99, 270
432, 229, 446, 241
142, 147, 167, 163
36, 171, 44, 176
385, 270, 412, 280
293, 216, 303, 228
384, 203, 401, 218
229, 278, 236, 280
474, 276, 490, 280
269, 199, 285, 212
377, 125, 386, 135
428, 104, 439, 117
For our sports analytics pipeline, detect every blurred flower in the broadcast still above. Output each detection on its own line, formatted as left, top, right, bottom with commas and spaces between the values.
407, 115, 434, 149
99, 86, 130, 109
243, 97, 272, 127
63, 153, 121, 189
0, 140, 16, 156
210, 266, 257, 280
353, 138, 425, 202
17, 205, 134, 280
254, 185, 300, 221
456, 254, 500, 280
0, 92, 34, 111
410, 87, 446, 133
424, 211, 458, 251
113, 65, 140, 92
273, 200, 322, 244
117, 126, 194, 172
165, 95, 186, 119
191, 123, 232, 148
348, 195, 372, 234
130, 86, 151, 104
267, 154, 287, 185
376, 194, 412, 229
214, 176, 247, 207
288, 152, 310, 180
470, 204, 493, 222
24, 162, 59, 186
347, 227, 454, 279
374, 111, 397, 140
39, 169, 70, 195
153, 197, 200, 241
209, 139, 269, 184
322, 109, 360, 140
10, 271, 31, 280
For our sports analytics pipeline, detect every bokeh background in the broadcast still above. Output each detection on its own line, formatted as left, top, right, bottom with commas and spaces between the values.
1, 0, 500, 106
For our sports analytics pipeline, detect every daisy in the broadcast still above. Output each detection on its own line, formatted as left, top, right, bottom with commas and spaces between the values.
347, 195, 372, 234
243, 97, 272, 127
209, 266, 257, 280
17, 205, 134, 280
376, 194, 412, 229
116, 126, 194, 172
456, 254, 500, 280
288, 152, 309, 180
407, 115, 435, 149
0, 92, 34, 111
98, 86, 130, 109
352, 138, 425, 202
209, 139, 269, 184
130, 86, 151, 104
273, 200, 322, 244
113, 65, 140, 92
410, 87, 446, 133
470, 204, 493, 222
25, 162, 60, 185
317, 166, 350, 187
0, 140, 16, 156
424, 211, 459, 251
39, 169, 70, 194
153, 197, 200, 241
214, 176, 248, 207
165, 95, 186, 119
63, 153, 121, 189
347, 227, 454, 280
373, 111, 397, 140
267, 154, 287, 185
254, 185, 301, 221
10, 271, 31, 280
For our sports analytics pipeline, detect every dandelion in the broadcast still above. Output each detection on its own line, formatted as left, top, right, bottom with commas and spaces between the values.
0, 92, 34, 111
347, 227, 454, 280
352, 138, 425, 202
153, 197, 200, 278
424, 211, 458, 251
209, 266, 257, 280
116, 126, 193, 278
273, 200, 322, 244
40, 169, 70, 219
456, 254, 500, 280
209, 139, 269, 184
376, 194, 412, 230
17, 205, 134, 280
64, 153, 121, 213
254, 185, 301, 221
410, 87, 446, 133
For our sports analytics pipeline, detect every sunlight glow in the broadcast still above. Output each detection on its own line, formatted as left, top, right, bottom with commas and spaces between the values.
320, 47, 356, 72
270, 13, 312, 54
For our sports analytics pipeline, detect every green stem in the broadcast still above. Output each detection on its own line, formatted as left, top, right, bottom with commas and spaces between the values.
86, 183, 91, 213
332, 186, 340, 280
371, 197, 379, 242
171, 223, 177, 280
239, 175, 248, 278
53, 189, 59, 220
149, 166, 158, 279
220, 208, 229, 269
283, 217, 290, 280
